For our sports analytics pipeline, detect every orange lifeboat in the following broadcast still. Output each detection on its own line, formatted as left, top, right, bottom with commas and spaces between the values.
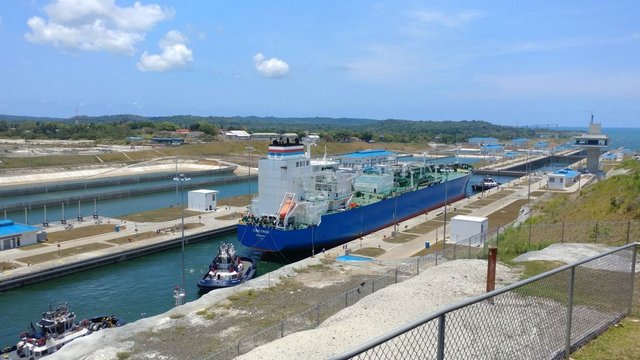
279, 199, 295, 220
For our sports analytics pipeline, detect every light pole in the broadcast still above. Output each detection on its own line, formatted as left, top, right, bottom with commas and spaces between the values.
443, 170, 449, 243
527, 149, 531, 204
245, 146, 255, 195
173, 173, 191, 299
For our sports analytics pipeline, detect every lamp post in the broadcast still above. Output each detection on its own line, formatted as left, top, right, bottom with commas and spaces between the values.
527, 149, 531, 204
245, 146, 255, 195
443, 170, 449, 243
173, 173, 190, 299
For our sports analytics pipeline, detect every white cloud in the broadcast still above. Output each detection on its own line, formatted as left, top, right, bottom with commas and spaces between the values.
408, 9, 483, 28
253, 53, 290, 78
25, 0, 173, 55
137, 30, 193, 72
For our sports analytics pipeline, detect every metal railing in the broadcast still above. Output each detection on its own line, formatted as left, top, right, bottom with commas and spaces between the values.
331, 243, 638, 359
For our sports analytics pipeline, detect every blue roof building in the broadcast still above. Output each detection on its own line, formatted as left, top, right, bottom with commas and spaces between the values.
468, 137, 499, 146
547, 168, 581, 190
0, 219, 41, 250
339, 149, 396, 169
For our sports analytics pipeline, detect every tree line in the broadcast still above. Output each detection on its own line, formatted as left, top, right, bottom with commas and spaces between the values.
0, 114, 546, 143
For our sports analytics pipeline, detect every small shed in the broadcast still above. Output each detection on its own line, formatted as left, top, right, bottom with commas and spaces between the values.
547, 168, 580, 190
0, 219, 41, 250
188, 189, 219, 212
450, 215, 488, 244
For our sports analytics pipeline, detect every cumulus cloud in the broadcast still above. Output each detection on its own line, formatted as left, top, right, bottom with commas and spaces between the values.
137, 30, 193, 72
253, 53, 290, 78
25, 0, 173, 55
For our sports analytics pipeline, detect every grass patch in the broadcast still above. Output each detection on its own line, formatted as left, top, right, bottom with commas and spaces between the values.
16, 242, 114, 264
294, 262, 331, 273
45, 224, 116, 242
16, 242, 49, 250
169, 313, 185, 319
116, 352, 131, 360
517, 260, 565, 279
352, 247, 386, 257
120, 207, 202, 222
1, 261, 21, 271
106, 231, 162, 245
218, 195, 252, 207
196, 309, 216, 321
383, 233, 417, 244
572, 318, 640, 360
215, 212, 244, 220
411, 221, 441, 234
412, 240, 445, 256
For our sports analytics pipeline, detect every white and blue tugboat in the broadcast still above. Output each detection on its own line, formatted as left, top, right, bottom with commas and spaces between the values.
1, 303, 123, 359
197, 243, 257, 291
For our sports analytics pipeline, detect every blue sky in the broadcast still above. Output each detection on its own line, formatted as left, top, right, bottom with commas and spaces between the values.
0, 1, 638, 127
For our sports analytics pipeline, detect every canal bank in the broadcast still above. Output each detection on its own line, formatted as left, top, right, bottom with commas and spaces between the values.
0, 206, 248, 291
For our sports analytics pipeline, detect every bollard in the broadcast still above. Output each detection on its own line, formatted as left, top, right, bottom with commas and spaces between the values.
486, 247, 497, 300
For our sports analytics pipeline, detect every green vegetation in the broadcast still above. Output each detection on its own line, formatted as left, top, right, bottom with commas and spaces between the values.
169, 313, 185, 319
116, 352, 131, 360
0, 114, 550, 144
120, 207, 201, 222
46, 224, 116, 242
573, 319, 640, 359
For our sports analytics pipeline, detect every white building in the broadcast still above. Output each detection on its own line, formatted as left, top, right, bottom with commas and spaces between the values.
188, 190, 219, 211
450, 215, 488, 244
0, 219, 41, 250
547, 168, 580, 190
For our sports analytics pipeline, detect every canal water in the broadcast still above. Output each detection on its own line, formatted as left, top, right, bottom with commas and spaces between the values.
0, 232, 283, 348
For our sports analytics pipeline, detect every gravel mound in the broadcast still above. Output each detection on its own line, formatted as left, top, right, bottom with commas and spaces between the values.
236, 259, 519, 360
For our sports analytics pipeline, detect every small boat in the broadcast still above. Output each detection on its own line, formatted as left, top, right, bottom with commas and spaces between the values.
197, 243, 257, 291
1, 303, 123, 359
471, 176, 500, 191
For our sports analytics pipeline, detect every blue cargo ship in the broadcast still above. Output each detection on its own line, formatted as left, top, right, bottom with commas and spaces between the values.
238, 138, 471, 253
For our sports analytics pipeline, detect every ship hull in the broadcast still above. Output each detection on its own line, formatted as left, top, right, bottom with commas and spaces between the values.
238, 173, 471, 253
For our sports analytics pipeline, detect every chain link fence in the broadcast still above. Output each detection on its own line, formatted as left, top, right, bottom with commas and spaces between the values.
205, 220, 639, 360
331, 243, 638, 359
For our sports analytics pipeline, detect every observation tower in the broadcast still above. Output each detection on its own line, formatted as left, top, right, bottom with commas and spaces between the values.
574, 115, 609, 173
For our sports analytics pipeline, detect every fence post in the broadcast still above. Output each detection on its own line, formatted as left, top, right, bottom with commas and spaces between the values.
453, 243, 457, 259
281, 320, 284, 338
345, 292, 348, 308
628, 244, 638, 315
237, 340, 241, 356
316, 304, 321, 327
468, 237, 471, 258
437, 314, 446, 360
417, 258, 420, 275
435, 251, 438, 266
594, 222, 598, 243
496, 225, 500, 248
528, 221, 532, 249
372, 279, 375, 294
565, 266, 576, 360
395, 268, 398, 284
561, 222, 565, 243
626, 221, 631, 244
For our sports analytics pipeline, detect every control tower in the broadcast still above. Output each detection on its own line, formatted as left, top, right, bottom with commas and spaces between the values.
574, 115, 609, 173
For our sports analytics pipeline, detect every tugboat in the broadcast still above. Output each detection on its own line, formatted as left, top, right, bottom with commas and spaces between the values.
471, 176, 500, 191
1, 303, 123, 359
197, 243, 257, 291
